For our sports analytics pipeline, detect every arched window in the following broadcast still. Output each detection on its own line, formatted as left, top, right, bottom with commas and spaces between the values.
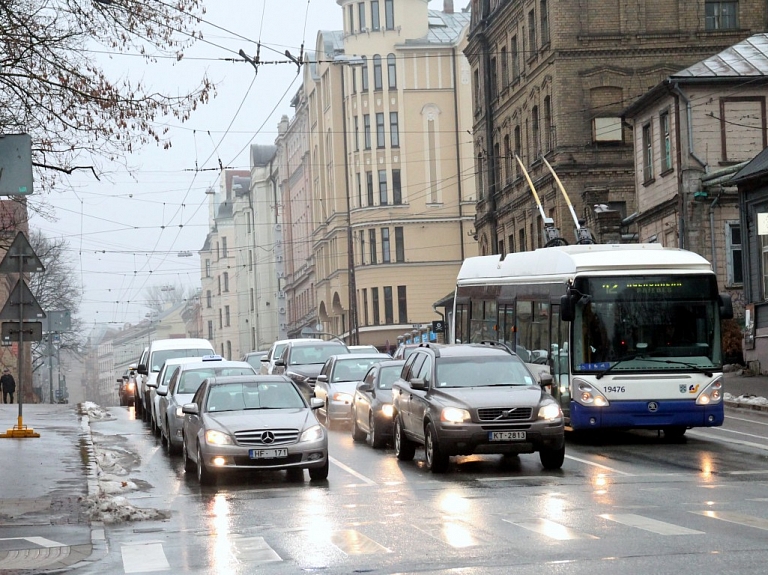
387, 54, 397, 89
373, 55, 383, 90
361, 56, 368, 91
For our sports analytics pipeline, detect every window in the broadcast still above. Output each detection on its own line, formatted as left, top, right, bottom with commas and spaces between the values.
500, 46, 508, 88
372, 287, 380, 324
226, 341, 231, 361
385, 0, 394, 29
225, 305, 231, 327
473, 68, 480, 109
540, 0, 550, 45
358, 2, 366, 30
642, 123, 654, 182
382, 228, 391, 263
362, 288, 369, 325
360, 230, 366, 264
376, 112, 385, 147
660, 110, 672, 172
383, 286, 394, 324
205, 259, 211, 277
218, 308, 223, 329
354, 116, 359, 151
514, 125, 521, 176
390, 112, 400, 147
217, 275, 221, 295
531, 106, 540, 157
369, 229, 378, 264
206, 290, 212, 308
397, 286, 407, 323
373, 54, 383, 90
348, 4, 355, 32
395, 226, 405, 262
207, 320, 213, 340
726, 222, 743, 286
361, 56, 369, 91
250, 288, 254, 311
357, 172, 362, 206
223, 271, 229, 292
705, 1, 738, 30
387, 54, 397, 89
371, 0, 380, 30
363, 114, 371, 149
476, 153, 485, 199
248, 250, 253, 272
543, 96, 552, 152
378, 169, 388, 205
519, 227, 526, 252
392, 169, 402, 204
490, 56, 497, 98
528, 10, 537, 54
367, 171, 374, 205
504, 134, 512, 185
508, 232, 515, 253
511, 35, 519, 79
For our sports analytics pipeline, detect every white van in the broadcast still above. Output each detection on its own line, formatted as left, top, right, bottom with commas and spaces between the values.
136, 338, 214, 427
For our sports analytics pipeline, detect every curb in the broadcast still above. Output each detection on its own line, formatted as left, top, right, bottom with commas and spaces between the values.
724, 400, 768, 414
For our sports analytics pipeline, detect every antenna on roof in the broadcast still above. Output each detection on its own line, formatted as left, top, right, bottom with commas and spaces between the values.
540, 156, 594, 245
514, 154, 565, 247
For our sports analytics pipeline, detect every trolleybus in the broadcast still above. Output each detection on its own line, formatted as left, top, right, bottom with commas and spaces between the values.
452, 244, 733, 437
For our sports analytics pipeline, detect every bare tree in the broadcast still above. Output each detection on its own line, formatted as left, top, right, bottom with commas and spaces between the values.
0, 0, 214, 190
144, 283, 187, 314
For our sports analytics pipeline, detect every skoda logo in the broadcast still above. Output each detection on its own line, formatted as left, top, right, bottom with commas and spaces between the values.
647, 401, 659, 413
261, 431, 276, 444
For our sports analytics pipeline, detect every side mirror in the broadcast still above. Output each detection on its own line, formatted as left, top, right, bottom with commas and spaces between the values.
146, 380, 158, 389
316, 374, 328, 383
719, 293, 734, 320
560, 294, 575, 322
116, 378, 124, 383
310, 397, 324, 410
409, 377, 427, 391
539, 372, 554, 388
357, 382, 374, 393
181, 403, 198, 415
137, 364, 148, 375
156, 386, 168, 397
274, 359, 286, 367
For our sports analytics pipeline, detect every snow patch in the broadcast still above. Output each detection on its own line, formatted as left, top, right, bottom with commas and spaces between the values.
82, 493, 170, 524
724, 392, 768, 407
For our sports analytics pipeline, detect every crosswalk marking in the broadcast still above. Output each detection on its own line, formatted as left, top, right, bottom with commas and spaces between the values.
600, 514, 704, 535
503, 518, 598, 540
692, 510, 768, 531
413, 521, 485, 548
230, 536, 282, 563
330, 529, 390, 555
121, 542, 170, 573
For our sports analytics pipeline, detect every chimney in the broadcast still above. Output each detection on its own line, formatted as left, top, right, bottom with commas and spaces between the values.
444, 0, 454, 14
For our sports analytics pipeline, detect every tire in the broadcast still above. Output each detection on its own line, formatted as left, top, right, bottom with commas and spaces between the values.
394, 416, 415, 461
539, 445, 565, 470
351, 408, 367, 442
197, 445, 215, 485
663, 427, 687, 441
182, 435, 196, 472
308, 457, 329, 481
424, 423, 449, 473
164, 418, 179, 456
324, 401, 337, 430
151, 413, 160, 437
369, 412, 386, 449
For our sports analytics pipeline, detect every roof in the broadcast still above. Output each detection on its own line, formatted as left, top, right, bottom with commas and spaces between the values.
402, 9, 470, 46
731, 146, 768, 184
674, 34, 768, 78
250, 144, 277, 167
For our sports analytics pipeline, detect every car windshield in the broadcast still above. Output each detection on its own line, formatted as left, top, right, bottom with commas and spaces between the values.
289, 344, 348, 365
244, 353, 266, 369
378, 365, 402, 389
178, 366, 254, 394
160, 366, 180, 387
435, 356, 534, 388
333, 358, 385, 382
151, 349, 212, 372
206, 381, 304, 411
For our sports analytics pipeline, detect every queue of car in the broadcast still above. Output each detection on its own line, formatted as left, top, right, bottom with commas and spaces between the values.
121, 336, 565, 488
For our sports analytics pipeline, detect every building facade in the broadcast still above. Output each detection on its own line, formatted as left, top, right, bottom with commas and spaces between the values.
465, 0, 767, 255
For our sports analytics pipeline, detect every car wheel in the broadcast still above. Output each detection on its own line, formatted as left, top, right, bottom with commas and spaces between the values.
394, 416, 415, 461
151, 413, 159, 437
196, 445, 215, 485
182, 435, 196, 472
369, 412, 386, 449
164, 419, 178, 456
663, 427, 687, 441
324, 401, 337, 430
539, 445, 565, 470
425, 423, 449, 473
308, 457, 329, 481
351, 408, 366, 442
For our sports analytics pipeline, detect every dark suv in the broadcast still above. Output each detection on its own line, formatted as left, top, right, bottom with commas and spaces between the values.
391, 342, 564, 473
274, 339, 350, 399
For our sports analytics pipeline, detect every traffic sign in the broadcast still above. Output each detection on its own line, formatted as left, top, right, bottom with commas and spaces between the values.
0, 280, 46, 320
2, 321, 43, 342
0, 134, 33, 195
0, 231, 44, 273
432, 320, 446, 333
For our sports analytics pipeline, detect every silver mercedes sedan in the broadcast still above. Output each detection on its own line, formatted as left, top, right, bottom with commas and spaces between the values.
181, 375, 328, 485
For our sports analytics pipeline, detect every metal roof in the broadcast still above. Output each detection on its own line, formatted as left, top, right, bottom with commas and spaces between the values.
402, 9, 470, 46
674, 34, 768, 78
731, 146, 768, 184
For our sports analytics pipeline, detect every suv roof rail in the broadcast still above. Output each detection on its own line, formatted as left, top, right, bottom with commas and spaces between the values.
477, 340, 514, 355
416, 342, 443, 357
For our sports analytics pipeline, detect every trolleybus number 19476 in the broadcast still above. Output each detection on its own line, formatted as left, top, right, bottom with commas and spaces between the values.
604, 386, 626, 394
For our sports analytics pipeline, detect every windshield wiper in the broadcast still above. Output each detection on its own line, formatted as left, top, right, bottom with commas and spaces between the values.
641, 358, 713, 377
595, 354, 641, 380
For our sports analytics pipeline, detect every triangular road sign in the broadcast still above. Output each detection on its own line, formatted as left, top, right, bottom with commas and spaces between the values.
0, 280, 46, 320
0, 232, 44, 273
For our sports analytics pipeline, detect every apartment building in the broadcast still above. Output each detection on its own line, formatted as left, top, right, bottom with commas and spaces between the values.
465, 0, 767, 255
297, 0, 477, 348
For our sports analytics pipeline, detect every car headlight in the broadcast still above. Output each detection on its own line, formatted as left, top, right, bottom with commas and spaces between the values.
205, 429, 234, 445
300, 424, 325, 442
381, 403, 394, 418
175, 406, 184, 418
126, 383, 135, 391
441, 407, 471, 423
696, 377, 723, 405
573, 378, 610, 407
538, 402, 562, 421
332, 392, 353, 403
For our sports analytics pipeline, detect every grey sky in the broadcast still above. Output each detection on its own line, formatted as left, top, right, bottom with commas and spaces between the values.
28, 0, 344, 329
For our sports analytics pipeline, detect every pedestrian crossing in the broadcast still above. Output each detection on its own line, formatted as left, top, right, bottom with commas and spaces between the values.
114, 504, 768, 573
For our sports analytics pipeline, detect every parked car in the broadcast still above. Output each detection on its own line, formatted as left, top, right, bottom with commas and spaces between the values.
181, 375, 328, 485
150, 356, 208, 436
241, 350, 268, 370
391, 342, 564, 473
136, 338, 215, 424
314, 352, 392, 428
117, 366, 139, 407
134, 347, 149, 418
392, 342, 443, 360
351, 359, 405, 447
348, 345, 384, 355
273, 339, 350, 400
156, 356, 256, 455
261, 339, 321, 375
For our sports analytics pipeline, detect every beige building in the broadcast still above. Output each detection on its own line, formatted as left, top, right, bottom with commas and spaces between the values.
295, 0, 477, 349
465, 0, 767, 255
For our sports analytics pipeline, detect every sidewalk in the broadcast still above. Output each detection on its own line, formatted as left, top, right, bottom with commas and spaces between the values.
723, 370, 768, 412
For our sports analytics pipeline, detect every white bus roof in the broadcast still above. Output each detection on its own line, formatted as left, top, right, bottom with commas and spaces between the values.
457, 244, 713, 284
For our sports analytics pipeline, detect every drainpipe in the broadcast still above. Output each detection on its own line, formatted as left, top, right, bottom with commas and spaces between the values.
671, 83, 707, 168
709, 193, 721, 275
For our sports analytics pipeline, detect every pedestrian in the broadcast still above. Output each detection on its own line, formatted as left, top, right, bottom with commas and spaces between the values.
1, 367, 16, 404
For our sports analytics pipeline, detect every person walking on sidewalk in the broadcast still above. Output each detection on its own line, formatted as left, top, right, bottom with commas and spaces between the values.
1, 367, 16, 404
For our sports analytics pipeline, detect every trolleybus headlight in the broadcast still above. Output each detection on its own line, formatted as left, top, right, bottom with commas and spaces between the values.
574, 379, 610, 407
538, 402, 562, 421
696, 377, 723, 405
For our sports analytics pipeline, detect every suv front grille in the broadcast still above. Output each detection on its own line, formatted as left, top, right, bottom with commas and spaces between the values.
477, 407, 533, 422
234, 428, 299, 446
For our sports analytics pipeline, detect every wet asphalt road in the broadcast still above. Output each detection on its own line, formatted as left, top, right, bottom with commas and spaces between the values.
70, 405, 768, 575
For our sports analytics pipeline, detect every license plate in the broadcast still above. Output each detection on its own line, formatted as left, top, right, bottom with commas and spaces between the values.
488, 431, 526, 441
249, 448, 288, 459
